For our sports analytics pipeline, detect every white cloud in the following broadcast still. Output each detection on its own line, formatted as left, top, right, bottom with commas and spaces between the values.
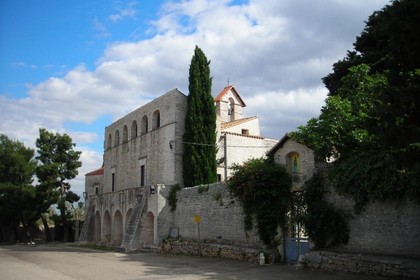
93, 18, 111, 38
108, 1, 137, 23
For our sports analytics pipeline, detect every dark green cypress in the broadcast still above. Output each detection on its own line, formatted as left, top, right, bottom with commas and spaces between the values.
182, 46, 217, 188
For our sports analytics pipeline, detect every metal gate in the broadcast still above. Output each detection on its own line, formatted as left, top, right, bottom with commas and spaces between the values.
285, 237, 309, 263
285, 190, 309, 263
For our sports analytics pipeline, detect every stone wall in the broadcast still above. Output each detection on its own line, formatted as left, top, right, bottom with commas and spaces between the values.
158, 239, 278, 264
302, 251, 420, 279
324, 186, 420, 257
301, 174, 420, 278
156, 183, 277, 261
157, 183, 264, 247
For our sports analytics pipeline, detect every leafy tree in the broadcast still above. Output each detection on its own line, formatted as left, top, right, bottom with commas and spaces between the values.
35, 128, 82, 241
301, 172, 349, 249
227, 158, 292, 247
293, 0, 420, 212
0, 134, 37, 243
183, 46, 217, 188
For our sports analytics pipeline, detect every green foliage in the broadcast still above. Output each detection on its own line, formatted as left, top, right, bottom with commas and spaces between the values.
197, 184, 210, 194
227, 158, 292, 247
0, 134, 37, 241
168, 184, 182, 212
183, 46, 217, 188
293, 0, 420, 211
292, 64, 386, 161
35, 128, 82, 232
301, 173, 349, 249
213, 191, 224, 206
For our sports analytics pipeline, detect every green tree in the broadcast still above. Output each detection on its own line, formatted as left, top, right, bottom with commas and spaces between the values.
227, 158, 292, 247
35, 128, 82, 241
293, 0, 420, 212
183, 46, 217, 188
0, 134, 37, 243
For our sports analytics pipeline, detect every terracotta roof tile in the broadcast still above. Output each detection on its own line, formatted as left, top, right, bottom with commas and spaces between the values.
85, 167, 104, 176
222, 131, 265, 140
221, 116, 258, 130
214, 85, 246, 106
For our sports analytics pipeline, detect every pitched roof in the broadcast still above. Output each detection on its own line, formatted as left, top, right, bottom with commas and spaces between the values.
221, 116, 258, 130
222, 131, 265, 140
266, 133, 291, 156
85, 167, 104, 176
214, 85, 246, 107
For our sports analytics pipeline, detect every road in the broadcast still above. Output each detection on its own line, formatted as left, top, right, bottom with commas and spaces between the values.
0, 244, 397, 280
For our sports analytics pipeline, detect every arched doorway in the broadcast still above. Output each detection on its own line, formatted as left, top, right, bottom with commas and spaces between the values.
103, 211, 111, 244
113, 210, 123, 246
94, 211, 101, 243
143, 211, 154, 247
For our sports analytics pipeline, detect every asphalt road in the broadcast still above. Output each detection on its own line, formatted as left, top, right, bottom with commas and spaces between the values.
0, 244, 397, 280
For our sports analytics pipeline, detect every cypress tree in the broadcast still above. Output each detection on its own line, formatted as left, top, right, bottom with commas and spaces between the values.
182, 46, 217, 188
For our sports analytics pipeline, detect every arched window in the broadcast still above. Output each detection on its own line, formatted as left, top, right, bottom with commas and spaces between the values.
122, 125, 128, 143
131, 120, 138, 139
152, 110, 160, 129
114, 129, 120, 146
228, 98, 235, 121
107, 134, 112, 149
141, 115, 148, 135
287, 152, 300, 175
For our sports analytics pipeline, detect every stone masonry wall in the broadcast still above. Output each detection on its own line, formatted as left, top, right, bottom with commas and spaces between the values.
155, 182, 283, 263
303, 251, 420, 279
326, 189, 420, 257
302, 173, 420, 278
156, 183, 271, 257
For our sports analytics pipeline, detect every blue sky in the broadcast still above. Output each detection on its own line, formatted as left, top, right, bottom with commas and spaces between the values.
1, 1, 160, 97
0, 0, 390, 195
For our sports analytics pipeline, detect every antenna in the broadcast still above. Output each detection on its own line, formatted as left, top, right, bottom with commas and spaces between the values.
227, 77, 230, 85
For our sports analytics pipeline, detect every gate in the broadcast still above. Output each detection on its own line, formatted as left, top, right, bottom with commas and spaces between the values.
284, 190, 309, 263
285, 237, 309, 263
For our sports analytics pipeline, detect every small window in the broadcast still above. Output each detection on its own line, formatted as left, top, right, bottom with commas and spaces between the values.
141, 115, 148, 135
140, 165, 145, 187
112, 173, 115, 192
242, 129, 249, 136
131, 120, 138, 139
152, 110, 160, 129
114, 130, 120, 146
95, 186, 99, 195
123, 125, 128, 143
107, 134, 112, 149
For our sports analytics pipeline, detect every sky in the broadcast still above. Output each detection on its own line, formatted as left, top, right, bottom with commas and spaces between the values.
0, 0, 390, 197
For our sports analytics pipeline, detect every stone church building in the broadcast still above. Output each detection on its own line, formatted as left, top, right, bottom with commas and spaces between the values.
79, 85, 277, 249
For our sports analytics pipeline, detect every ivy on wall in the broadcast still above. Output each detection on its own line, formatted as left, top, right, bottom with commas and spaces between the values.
168, 184, 181, 211
227, 158, 292, 248
301, 172, 350, 248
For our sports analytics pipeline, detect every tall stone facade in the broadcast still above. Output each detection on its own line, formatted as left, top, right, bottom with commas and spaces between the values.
79, 85, 278, 250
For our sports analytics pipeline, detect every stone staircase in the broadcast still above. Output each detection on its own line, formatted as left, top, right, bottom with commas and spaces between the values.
117, 188, 148, 253
78, 204, 94, 243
